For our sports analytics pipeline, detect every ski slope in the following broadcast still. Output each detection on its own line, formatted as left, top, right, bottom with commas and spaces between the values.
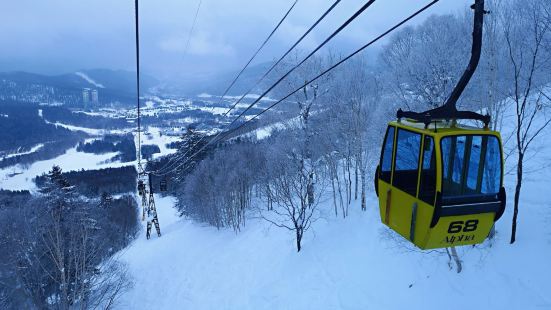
116, 161, 551, 309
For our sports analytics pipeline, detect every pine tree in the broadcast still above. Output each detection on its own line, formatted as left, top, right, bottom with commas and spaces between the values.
39, 165, 76, 214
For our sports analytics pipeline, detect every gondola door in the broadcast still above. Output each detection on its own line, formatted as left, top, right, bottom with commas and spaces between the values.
376, 124, 439, 248
376, 125, 395, 228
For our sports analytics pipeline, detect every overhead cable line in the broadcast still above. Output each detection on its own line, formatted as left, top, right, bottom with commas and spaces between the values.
214, 0, 299, 107
135, 0, 143, 173
155, 0, 380, 176
220, 0, 341, 121
183, 0, 203, 60
216, 0, 377, 138
154, 0, 299, 175
171, 0, 441, 176
217, 0, 442, 144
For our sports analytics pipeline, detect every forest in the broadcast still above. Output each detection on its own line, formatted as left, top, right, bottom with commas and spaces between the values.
42, 107, 129, 129
0, 103, 84, 153
34, 166, 137, 198
76, 134, 137, 163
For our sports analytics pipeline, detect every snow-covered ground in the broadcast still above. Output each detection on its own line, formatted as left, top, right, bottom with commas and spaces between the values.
0, 145, 133, 191
0, 143, 44, 160
197, 93, 278, 102
116, 140, 551, 310
143, 127, 180, 159
0, 125, 180, 192
196, 106, 230, 116
116, 167, 550, 310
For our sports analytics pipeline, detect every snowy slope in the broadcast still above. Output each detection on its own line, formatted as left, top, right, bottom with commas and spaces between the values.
116, 158, 551, 309
114, 95, 551, 309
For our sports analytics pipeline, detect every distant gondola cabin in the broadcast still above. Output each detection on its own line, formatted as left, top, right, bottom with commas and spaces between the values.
375, 120, 506, 249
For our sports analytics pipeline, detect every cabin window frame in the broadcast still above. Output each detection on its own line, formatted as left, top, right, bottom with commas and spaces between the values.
439, 133, 503, 204
418, 134, 437, 205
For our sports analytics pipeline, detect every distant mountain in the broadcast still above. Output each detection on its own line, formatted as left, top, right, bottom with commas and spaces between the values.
159, 62, 274, 97
0, 69, 159, 106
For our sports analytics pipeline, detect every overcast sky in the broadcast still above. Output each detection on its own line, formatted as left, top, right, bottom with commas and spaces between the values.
0, 0, 472, 81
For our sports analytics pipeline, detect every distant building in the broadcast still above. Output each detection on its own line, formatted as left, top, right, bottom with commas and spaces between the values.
91, 89, 99, 103
82, 88, 90, 103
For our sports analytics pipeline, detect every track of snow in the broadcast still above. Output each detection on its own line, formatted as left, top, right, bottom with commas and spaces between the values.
0, 144, 44, 161
44, 119, 131, 136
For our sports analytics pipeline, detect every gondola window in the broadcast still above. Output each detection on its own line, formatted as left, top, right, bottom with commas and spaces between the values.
380, 126, 395, 183
441, 135, 501, 200
393, 129, 421, 196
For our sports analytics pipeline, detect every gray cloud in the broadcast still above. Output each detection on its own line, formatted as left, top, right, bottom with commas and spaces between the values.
0, 0, 471, 81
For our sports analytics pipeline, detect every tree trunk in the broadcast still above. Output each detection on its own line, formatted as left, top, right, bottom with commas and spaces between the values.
347, 158, 352, 205
308, 172, 315, 207
354, 157, 359, 201
511, 152, 523, 244
296, 228, 302, 252
336, 166, 345, 218
342, 164, 349, 215
266, 184, 273, 211
330, 164, 338, 217
360, 167, 366, 211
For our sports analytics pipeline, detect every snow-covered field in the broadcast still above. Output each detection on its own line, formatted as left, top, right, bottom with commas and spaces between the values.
116, 139, 551, 310
197, 93, 278, 102
0, 146, 124, 191
0, 125, 179, 191
143, 127, 180, 160
0, 143, 44, 160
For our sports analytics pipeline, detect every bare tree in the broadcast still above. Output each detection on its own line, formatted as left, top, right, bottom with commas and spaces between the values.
502, 0, 551, 243
331, 58, 382, 211
86, 259, 133, 310
274, 53, 334, 208
261, 134, 326, 252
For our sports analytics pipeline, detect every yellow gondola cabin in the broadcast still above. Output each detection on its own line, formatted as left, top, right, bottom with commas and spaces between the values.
375, 120, 506, 249
373, 0, 506, 249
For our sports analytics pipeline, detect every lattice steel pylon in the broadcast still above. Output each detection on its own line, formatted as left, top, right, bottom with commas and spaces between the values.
138, 175, 147, 221
137, 171, 161, 239
146, 173, 161, 239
